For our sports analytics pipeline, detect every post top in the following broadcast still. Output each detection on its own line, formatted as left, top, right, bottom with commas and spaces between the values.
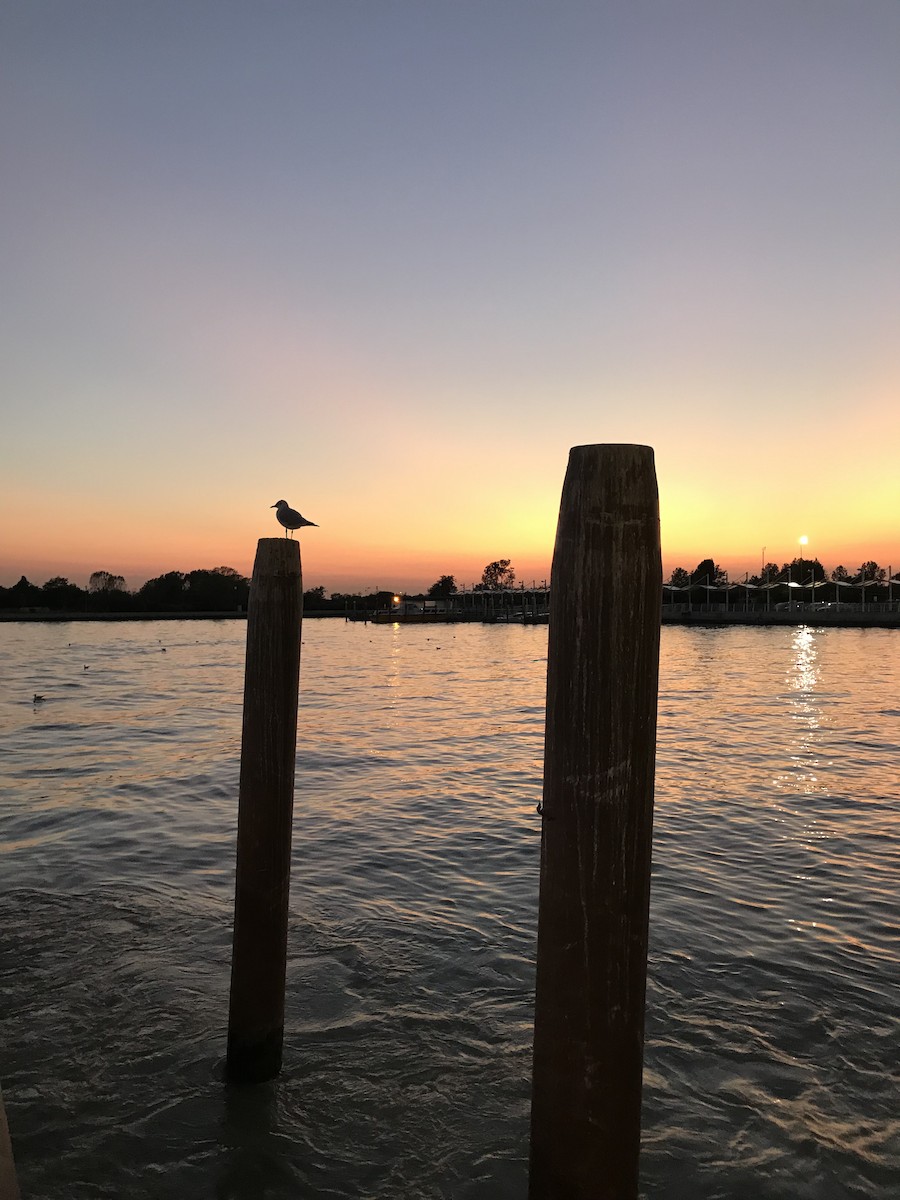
252, 537, 302, 578
569, 443, 654, 456
558, 443, 659, 527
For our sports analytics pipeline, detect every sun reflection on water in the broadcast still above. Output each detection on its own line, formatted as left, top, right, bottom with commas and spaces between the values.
791, 625, 819, 697
783, 625, 827, 798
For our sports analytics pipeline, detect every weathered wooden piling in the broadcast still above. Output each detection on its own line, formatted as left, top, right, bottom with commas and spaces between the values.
227, 538, 303, 1083
529, 444, 661, 1199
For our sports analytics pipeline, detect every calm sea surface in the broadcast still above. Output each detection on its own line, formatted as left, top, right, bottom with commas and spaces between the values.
0, 620, 897, 1199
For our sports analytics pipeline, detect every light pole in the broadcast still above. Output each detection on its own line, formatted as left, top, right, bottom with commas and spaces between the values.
799, 535, 809, 610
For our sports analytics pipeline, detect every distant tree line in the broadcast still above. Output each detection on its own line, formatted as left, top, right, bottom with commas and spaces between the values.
1, 557, 524, 615
0, 571, 435, 616
0, 568, 381, 614
6, 553, 891, 615
425, 559, 517, 597
0, 567, 252, 613
667, 557, 895, 587
666, 558, 728, 587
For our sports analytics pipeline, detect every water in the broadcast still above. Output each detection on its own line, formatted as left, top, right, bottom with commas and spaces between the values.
0, 620, 897, 1198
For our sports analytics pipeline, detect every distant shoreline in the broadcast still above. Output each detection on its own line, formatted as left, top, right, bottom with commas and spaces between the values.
0, 610, 350, 623
2, 609, 898, 629
0, 610, 251, 623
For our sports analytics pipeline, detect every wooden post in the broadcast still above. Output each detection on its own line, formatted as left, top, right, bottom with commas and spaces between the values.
529, 444, 661, 1199
227, 538, 303, 1083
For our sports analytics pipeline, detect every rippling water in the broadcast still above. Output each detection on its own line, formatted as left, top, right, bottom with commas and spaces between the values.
0, 619, 897, 1198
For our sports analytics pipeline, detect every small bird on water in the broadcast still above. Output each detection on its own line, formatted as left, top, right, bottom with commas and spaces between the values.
271, 500, 318, 537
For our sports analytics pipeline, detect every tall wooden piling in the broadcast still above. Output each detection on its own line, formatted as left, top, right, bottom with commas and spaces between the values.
529, 444, 661, 1199
227, 538, 303, 1083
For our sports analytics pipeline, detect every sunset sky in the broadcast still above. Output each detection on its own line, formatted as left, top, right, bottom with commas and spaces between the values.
2, 1, 898, 594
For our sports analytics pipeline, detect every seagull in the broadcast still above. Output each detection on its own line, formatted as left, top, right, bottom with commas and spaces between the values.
271, 499, 318, 537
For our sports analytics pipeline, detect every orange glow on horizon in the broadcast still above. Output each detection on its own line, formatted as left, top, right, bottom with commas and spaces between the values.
2, 432, 897, 594
2, 497, 896, 595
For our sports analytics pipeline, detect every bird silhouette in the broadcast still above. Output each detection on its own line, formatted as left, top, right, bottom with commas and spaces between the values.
271, 500, 318, 537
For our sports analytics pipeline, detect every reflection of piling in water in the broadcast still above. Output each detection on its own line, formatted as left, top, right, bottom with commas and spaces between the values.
529, 445, 661, 1200
227, 538, 303, 1083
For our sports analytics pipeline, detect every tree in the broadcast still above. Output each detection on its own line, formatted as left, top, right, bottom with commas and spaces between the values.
42, 576, 85, 610
748, 562, 783, 585
761, 562, 783, 584
137, 571, 187, 610
787, 556, 826, 582
427, 575, 457, 598
831, 565, 850, 582
87, 570, 131, 611
691, 559, 726, 586
303, 585, 327, 608
4, 576, 43, 609
89, 570, 126, 593
854, 561, 885, 583
184, 567, 249, 610
667, 567, 690, 587
478, 559, 515, 590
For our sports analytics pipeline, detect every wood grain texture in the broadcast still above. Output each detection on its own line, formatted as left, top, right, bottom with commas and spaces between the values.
227, 538, 303, 1083
529, 445, 661, 1199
